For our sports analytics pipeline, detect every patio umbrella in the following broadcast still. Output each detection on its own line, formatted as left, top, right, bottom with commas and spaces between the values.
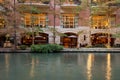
68, 35, 77, 38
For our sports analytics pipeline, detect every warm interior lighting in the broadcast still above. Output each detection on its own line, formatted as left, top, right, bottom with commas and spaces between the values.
0, 16, 5, 28
0, 0, 3, 3
92, 15, 108, 29
62, 14, 76, 28
24, 13, 46, 27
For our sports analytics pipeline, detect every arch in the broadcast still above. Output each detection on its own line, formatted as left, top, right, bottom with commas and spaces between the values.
21, 32, 49, 45
91, 33, 115, 46
34, 32, 49, 44
0, 33, 6, 47
60, 32, 78, 48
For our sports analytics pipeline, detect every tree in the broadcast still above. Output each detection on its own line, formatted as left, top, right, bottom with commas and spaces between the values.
0, 0, 23, 49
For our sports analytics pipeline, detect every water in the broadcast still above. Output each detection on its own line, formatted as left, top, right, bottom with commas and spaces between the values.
0, 53, 120, 80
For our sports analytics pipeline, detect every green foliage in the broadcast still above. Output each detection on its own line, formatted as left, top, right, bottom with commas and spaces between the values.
17, 0, 25, 3
19, 45, 27, 50
26, 31, 32, 35
31, 44, 63, 53
41, 0, 50, 4
91, 44, 106, 48
19, 5, 41, 14
112, 33, 120, 38
30, 6, 41, 14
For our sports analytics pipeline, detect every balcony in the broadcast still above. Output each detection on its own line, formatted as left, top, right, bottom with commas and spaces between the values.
17, 0, 50, 6
91, 0, 120, 7
61, 0, 81, 7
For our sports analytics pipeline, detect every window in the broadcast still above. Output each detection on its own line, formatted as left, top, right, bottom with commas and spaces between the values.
24, 13, 48, 28
61, 14, 78, 28
91, 0, 113, 6
0, 17, 5, 28
110, 15, 116, 27
91, 15, 115, 29
92, 15, 108, 29
0, 0, 3, 3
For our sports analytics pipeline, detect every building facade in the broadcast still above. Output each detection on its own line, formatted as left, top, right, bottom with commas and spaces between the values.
0, 0, 120, 48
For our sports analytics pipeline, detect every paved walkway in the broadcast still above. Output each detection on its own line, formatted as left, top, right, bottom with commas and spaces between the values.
62, 48, 120, 53
0, 47, 120, 53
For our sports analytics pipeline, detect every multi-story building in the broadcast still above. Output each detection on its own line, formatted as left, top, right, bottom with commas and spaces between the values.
0, 0, 120, 48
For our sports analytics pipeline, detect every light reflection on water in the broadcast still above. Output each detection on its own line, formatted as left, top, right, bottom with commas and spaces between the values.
5, 54, 10, 79
30, 57, 35, 77
87, 54, 94, 80
106, 53, 111, 80
0, 53, 119, 80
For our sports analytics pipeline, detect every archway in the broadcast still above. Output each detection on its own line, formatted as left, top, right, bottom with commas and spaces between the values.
21, 32, 48, 45
61, 32, 78, 48
91, 33, 115, 46
34, 33, 48, 44
0, 34, 6, 47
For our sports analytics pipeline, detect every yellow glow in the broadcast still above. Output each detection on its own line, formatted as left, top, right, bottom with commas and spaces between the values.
106, 44, 111, 49
30, 58, 35, 77
0, 0, 3, 3
93, 0, 97, 2
92, 15, 108, 29
87, 54, 94, 80
24, 13, 46, 26
106, 53, 112, 80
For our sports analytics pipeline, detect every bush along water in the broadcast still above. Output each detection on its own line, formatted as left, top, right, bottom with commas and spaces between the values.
19, 45, 27, 50
31, 44, 64, 53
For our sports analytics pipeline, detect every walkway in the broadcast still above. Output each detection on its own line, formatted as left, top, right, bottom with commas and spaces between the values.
62, 48, 120, 53
0, 47, 120, 53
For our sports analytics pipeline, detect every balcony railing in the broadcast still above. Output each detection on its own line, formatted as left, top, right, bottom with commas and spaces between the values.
17, 0, 50, 4
61, 0, 81, 5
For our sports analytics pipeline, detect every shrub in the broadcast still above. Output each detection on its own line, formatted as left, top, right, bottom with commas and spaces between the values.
19, 45, 27, 50
30, 44, 63, 53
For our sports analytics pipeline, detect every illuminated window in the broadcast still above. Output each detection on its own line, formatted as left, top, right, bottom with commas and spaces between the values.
0, 17, 5, 28
24, 13, 47, 28
0, 0, 3, 3
91, 0, 113, 5
61, 14, 78, 28
91, 15, 115, 29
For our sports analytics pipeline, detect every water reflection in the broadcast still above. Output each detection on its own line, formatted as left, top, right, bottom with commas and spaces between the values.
87, 54, 94, 80
106, 53, 112, 80
0, 53, 119, 80
30, 57, 35, 77
5, 54, 10, 76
